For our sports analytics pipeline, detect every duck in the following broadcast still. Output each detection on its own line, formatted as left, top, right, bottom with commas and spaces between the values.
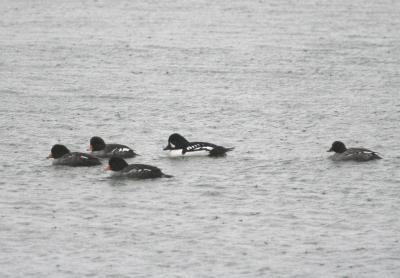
105, 157, 172, 179
47, 144, 101, 166
327, 141, 382, 161
89, 136, 137, 158
163, 133, 234, 157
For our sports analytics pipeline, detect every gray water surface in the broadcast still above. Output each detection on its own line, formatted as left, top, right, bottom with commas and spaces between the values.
1, 0, 400, 277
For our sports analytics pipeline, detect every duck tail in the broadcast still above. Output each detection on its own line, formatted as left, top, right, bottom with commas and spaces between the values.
162, 173, 174, 178
209, 146, 234, 157
373, 152, 383, 159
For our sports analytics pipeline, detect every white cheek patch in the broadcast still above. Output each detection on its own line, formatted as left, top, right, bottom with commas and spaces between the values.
170, 143, 175, 148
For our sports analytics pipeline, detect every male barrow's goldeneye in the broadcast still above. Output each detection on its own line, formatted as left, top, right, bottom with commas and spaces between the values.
89, 136, 138, 158
327, 141, 382, 161
47, 144, 101, 166
163, 133, 234, 157
105, 157, 172, 179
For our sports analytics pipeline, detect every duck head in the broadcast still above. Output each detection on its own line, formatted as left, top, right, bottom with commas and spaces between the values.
106, 157, 128, 171
90, 136, 106, 151
328, 141, 347, 153
163, 133, 190, 150
48, 144, 70, 159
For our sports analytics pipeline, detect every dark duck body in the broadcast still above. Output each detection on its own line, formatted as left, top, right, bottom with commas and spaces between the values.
163, 133, 234, 157
89, 136, 137, 158
106, 157, 172, 179
327, 141, 382, 162
48, 144, 101, 166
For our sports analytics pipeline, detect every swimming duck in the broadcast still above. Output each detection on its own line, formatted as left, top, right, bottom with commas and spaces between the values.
47, 144, 101, 166
327, 141, 382, 161
89, 136, 137, 158
163, 133, 234, 157
105, 157, 172, 179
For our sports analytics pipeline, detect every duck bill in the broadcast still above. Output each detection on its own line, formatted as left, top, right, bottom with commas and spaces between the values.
104, 165, 111, 171
327, 147, 333, 152
46, 154, 53, 159
163, 145, 171, 151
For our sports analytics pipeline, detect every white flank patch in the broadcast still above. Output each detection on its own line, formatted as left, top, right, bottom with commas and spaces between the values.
114, 147, 130, 153
127, 169, 138, 175
167, 149, 209, 157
